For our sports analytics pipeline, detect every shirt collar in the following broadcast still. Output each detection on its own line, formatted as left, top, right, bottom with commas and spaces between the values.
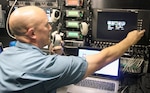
15, 41, 47, 55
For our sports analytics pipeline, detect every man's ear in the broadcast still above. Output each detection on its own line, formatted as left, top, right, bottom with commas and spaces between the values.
26, 27, 36, 39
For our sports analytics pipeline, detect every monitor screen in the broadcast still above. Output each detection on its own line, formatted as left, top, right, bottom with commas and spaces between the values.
78, 47, 120, 77
92, 9, 142, 43
92, 9, 150, 45
97, 10, 137, 42
43, 8, 52, 22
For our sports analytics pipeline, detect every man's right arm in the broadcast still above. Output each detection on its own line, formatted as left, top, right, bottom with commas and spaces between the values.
83, 30, 145, 78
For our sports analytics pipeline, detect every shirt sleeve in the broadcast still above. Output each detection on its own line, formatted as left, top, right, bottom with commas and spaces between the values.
43, 55, 88, 90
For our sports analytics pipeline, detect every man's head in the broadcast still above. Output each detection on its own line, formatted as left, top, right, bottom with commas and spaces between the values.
9, 6, 52, 48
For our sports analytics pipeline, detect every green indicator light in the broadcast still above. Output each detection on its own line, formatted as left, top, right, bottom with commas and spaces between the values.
66, 21, 79, 28
68, 31, 79, 38
67, 10, 79, 17
80, 12, 83, 17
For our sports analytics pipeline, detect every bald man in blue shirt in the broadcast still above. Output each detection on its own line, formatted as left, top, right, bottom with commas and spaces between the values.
0, 6, 145, 93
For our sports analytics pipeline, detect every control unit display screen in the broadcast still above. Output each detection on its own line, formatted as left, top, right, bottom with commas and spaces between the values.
92, 9, 150, 45
96, 10, 137, 42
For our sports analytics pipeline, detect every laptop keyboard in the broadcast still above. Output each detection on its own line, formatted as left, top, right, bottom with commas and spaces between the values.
76, 78, 116, 91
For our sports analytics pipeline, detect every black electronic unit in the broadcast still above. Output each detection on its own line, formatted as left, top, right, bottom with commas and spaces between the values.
8, 0, 58, 8
92, 9, 150, 45
0, 42, 3, 53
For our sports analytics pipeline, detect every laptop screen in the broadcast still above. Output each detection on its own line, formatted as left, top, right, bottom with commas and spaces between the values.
78, 47, 120, 77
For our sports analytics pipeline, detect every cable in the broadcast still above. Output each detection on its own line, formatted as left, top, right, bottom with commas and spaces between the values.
121, 86, 128, 93
6, 0, 18, 39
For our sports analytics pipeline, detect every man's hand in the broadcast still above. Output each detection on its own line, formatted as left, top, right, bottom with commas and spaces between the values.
125, 29, 145, 45
50, 46, 64, 55
49, 41, 64, 55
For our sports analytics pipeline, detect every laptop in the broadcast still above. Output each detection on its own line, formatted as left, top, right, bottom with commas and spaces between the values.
67, 47, 120, 93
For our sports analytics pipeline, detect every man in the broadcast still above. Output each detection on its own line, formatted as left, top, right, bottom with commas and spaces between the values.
0, 6, 145, 93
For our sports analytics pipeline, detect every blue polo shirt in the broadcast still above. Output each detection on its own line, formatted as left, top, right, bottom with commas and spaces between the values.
0, 41, 88, 93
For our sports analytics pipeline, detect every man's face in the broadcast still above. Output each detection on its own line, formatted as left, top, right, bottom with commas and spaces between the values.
34, 15, 52, 48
